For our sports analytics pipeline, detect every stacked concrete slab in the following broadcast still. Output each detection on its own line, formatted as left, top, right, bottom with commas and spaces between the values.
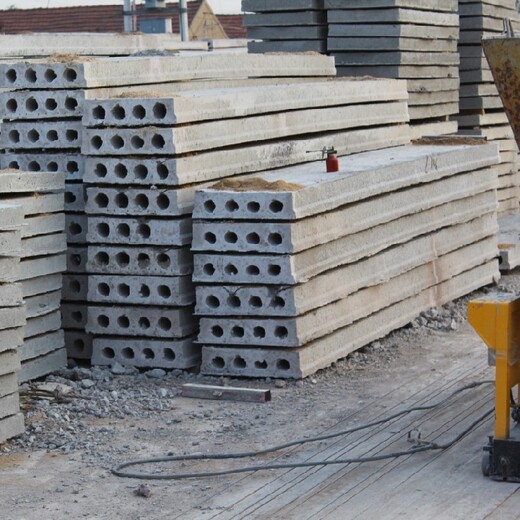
0, 202, 25, 443
0, 170, 67, 382
192, 140, 500, 378
326, 0, 460, 138
242, 0, 327, 54
82, 76, 411, 370
455, 0, 520, 213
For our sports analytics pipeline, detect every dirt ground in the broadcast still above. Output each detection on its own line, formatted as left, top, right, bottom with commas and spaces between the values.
1, 271, 520, 520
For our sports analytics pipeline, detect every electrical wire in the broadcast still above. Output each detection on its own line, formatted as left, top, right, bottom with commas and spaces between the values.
112, 380, 493, 480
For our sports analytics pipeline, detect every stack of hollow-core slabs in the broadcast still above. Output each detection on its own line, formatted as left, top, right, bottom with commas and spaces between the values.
192, 140, 500, 379
0, 170, 67, 382
456, 0, 520, 214
82, 76, 411, 370
325, 0, 460, 139
0, 202, 25, 443
242, 0, 327, 54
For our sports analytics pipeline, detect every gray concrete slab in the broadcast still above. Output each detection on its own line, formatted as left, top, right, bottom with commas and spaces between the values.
455, 111, 507, 127
92, 336, 200, 369
193, 191, 497, 286
66, 246, 87, 274
18, 347, 67, 383
19, 329, 64, 362
197, 238, 497, 347
244, 11, 326, 26
248, 41, 328, 54
409, 102, 459, 120
460, 83, 499, 97
327, 8, 459, 26
0, 372, 18, 399
85, 186, 196, 217
0, 54, 336, 90
64, 330, 93, 360
19, 254, 66, 282
62, 274, 87, 302
0, 348, 20, 376
328, 24, 458, 39
5, 193, 64, 217
0, 327, 24, 354
87, 216, 191, 247
334, 52, 459, 67
86, 305, 196, 338
336, 65, 459, 79
0, 392, 20, 420
82, 101, 409, 155
0, 282, 23, 307
0, 90, 83, 120
328, 37, 457, 53
22, 232, 67, 258
0, 203, 23, 231
24, 310, 61, 339
0, 121, 82, 150
1, 153, 84, 183
192, 168, 497, 254
87, 245, 192, 277
243, 0, 323, 10
325, 0, 457, 10
22, 273, 62, 298
408, 90, 459, 106
193, 143, 498, 221
25, 290, 62, 319
0, 307, 25, 331
200, 261, 498, 378
82, 124, 411, 187
0, 170, 64, 194
409, 120, 458, 140
22, 214, 65, 239
0, 413, 24, 444
0, 258, 20, 284
87, 275, 194, 306
460, 2, 516, 17
83, 78, 406, 128
459, 97, 504, 111
65, 214, 87, 244
0, 230, 22, 257
247, 26, 327, 40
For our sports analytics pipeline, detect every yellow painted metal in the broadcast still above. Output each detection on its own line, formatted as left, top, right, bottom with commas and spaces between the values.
468, 294, 520, 439
483, 38, 520, 151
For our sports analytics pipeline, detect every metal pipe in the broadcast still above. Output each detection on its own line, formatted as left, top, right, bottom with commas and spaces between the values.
179, 0, 189, 41
123, 0, 132, 32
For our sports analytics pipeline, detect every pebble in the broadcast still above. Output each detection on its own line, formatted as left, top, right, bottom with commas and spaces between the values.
146, 369, 166, 379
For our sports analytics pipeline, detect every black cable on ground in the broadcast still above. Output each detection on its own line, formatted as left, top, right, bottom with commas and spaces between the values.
112, 380, 493, 480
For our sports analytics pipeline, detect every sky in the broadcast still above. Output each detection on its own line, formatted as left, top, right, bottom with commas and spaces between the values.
0, 0, 242, 14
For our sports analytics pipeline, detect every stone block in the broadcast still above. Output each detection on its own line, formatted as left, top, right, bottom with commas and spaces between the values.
92, 336, 200, 369
86, 305, 196, 338
88, 275, 194, 306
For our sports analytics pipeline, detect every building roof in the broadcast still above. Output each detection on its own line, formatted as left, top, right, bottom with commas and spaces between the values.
0, 1, 244, 36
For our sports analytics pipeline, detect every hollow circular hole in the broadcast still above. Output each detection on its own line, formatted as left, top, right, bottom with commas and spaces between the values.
224, 264, 238, 276
117, 223, 130, 238
255, 360, 268, 369
135, 194, 149, 209
132, 105, 146, 119
203, 263, 215, 276
114, 163, 128, 179
8, 130, 20, 143
231, 326, 245, 338
27, 161, 40, 171
156, 193, 169, 210
275, 326, 288, 339
272, 296, 285, 308
95, 252, 109, 266
143, 348, 155, 360
117, 284, 130, 297
98, 283, 110, 296
25, 68, 37, 83
225, 200, 239, 212
44, 98, 57, 111
269, 200, 284, 213
157, 285, 171, 299
276, 359, 291, 371
5, 98, 17, 113
91, 135, 103, 149
8, 161, 19, 169
253, 326, 266, 338
139, 284, 150, 298
134, 164, 148, 180
137, 224, 150, 238
5, 69, 17, 83
204, 200, 216, 213
102, 347, 115, 359
233, 356, 246, 369
96, 223, 110, 237
156, 163, 168, 180
94, 193, 109, 208
117, 316, 130, 328
41, 69, 57, 85
68, 222, 82, 236
224, 232, 238, 244
157, 253, 170, 268
73, 340, 86, 354
205, 232, 216, 244
247, 201, 260, 213
97, 315, 109, 328
46, 130, 58, 141
64, 68, 77, 82
212, 356, 225, 368
163, 348, 176, 361
122, 347, 134, 359
153, 102, 167, 119
246, 265, 260, 276
92, 164, 107, 180
69, 253, 82, 267
65, 97, 78, 112
47, 161, 58, 171
137, 253, 150, 268
151, 134, 165, 149
212, 325, 224, 338
110, 135, 124, 149
69, 280, 81, 293
268, 233, 283, 246
115, 252, 130, 267
66, 129, 78, 142
158, 317, 171, 331
249, 296, 262, 308
268, 264, 281, 276
111, 104, 126, 120
71, 311, 83, 323
246, 232, 260, 245
27, 129, 40, 143
115, 193, 128, 209
138, 317, 151, 329
206, 295, 220, 308
131, 136, 144, 150
227, 295, 241, 308
64, 191, 77, 204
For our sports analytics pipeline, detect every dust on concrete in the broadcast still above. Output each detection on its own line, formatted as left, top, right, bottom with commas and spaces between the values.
210, 177, 304, 192
412, 136, 487, 146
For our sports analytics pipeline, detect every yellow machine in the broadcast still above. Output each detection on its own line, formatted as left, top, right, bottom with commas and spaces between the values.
468, 35, 520, 481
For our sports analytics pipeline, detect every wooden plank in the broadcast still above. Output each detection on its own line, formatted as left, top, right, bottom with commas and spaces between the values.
180, 383, 271, 403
